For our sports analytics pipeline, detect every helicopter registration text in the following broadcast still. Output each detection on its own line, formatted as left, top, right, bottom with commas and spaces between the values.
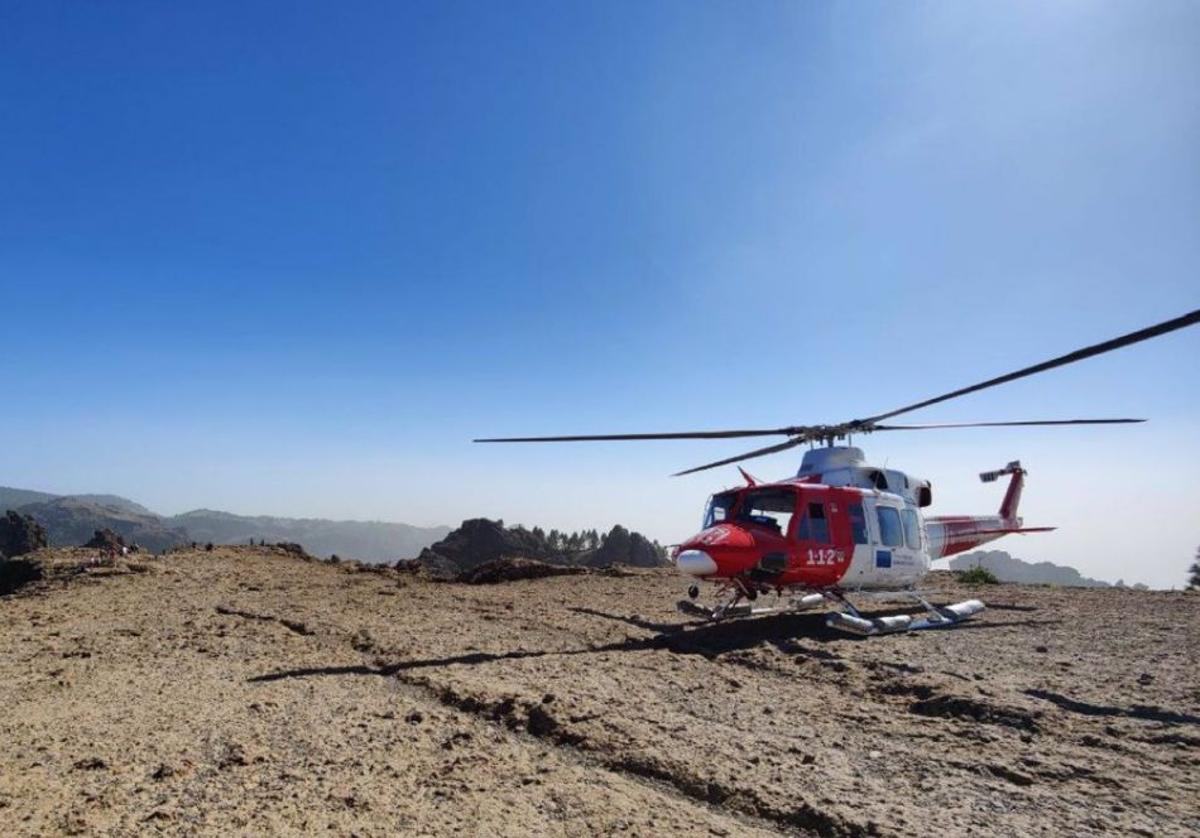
805, 548, 844, 566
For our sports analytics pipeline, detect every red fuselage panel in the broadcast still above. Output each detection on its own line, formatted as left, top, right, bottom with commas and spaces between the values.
677, 485, 860, 588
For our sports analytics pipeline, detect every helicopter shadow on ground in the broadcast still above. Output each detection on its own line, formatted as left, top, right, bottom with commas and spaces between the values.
248, 608, 1061, 684
565, 603, 980, 637
247, 616, 842, 684
568, 606, 1060, 658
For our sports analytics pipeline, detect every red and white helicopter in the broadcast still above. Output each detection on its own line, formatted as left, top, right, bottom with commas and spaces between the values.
478, 309, 1199, 636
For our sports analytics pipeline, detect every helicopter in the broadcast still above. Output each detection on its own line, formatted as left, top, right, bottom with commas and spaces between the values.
477, 309, 1199, 636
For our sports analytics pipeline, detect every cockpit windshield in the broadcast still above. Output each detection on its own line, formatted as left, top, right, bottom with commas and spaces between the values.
703, 491, 738, 529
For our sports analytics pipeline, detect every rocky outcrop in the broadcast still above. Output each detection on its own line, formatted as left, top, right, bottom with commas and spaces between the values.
415, 519, 557, 572
0, 510, 49, 558
83, 529, 127, 551
585, 525, 665, 569
415, 519, 669, 576
0, 510, 48, 595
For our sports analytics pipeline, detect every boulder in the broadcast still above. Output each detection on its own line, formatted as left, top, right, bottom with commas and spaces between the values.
83, 528, 127, 551
273, 542, 312, 560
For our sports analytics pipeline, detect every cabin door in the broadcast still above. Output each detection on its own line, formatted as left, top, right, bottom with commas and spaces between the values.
870, 498, 922, 585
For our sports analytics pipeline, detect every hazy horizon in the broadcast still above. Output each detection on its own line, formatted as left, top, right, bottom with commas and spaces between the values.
2, 3, 1197, 589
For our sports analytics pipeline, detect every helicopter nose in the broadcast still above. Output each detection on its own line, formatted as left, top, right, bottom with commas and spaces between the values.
676, 549, 718, 577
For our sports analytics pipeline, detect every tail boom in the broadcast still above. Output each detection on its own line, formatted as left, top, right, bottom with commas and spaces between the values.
926, 517, 1056, 558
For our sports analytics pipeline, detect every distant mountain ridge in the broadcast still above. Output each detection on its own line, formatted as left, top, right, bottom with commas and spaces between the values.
174, 509, 450, 562
0, 484, 449, 561
18, 497, 189, 554
0, 486, 155, 516
0, 487, 60, 512
948, 550, 1127, 588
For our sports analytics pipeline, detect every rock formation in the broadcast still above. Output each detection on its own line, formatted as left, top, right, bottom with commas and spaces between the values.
414, 518, 669, 576
0, 510, 48, 558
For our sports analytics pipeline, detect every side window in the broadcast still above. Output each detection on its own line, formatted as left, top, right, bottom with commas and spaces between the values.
901, 508, 921, 549
804, 502, 829, 543
876, 506, 903, 547
848, 502, 869, 545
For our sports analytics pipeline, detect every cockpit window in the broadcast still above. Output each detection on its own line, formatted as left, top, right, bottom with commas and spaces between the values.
795, 501, 830, 544
737, 488, 796, 535
703, 491, 738, 528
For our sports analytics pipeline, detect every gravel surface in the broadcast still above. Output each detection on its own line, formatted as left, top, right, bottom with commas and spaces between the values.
1, 547, 1196, 836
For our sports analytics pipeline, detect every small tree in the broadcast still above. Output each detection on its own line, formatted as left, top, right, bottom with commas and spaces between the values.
1188, 545, 1200, 590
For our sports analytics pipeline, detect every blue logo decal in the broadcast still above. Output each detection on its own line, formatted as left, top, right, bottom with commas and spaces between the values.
875, 550, 892, 569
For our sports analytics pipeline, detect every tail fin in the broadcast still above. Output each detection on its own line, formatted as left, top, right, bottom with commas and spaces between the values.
979, 461, 1025, 521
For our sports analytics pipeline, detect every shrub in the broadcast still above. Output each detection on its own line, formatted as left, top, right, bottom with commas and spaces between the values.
959, 565, 999, 585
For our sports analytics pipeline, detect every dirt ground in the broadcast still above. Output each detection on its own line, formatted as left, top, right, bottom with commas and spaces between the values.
1, 547, 1197, 837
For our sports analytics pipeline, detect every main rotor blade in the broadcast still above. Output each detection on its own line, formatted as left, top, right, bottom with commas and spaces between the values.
861, 308, 1200, 425
672, 436, 808, 477
474, 427, 803, 443
874, 418, 1146, 430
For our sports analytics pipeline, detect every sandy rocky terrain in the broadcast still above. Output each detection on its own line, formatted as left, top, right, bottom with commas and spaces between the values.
1, 546, 1197, 837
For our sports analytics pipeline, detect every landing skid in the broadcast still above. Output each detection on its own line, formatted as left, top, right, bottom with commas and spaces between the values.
677, 589, 826, 622
678, 585, 986, 635
824, 591, 985, 636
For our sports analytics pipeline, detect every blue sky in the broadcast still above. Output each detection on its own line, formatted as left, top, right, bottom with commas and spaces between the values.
1, 2, 1197, 586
